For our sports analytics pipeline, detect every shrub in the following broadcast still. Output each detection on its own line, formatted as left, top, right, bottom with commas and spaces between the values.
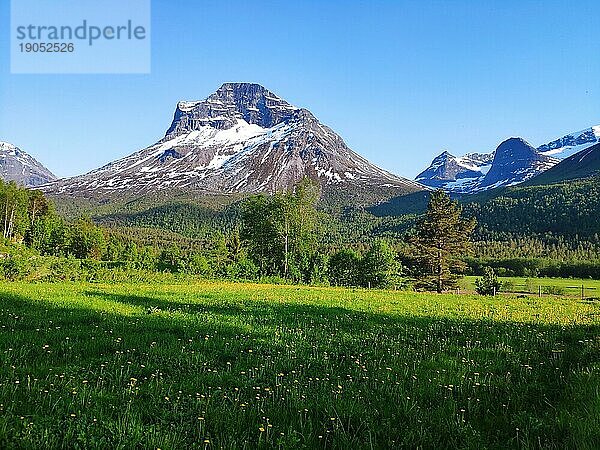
542, 285, 565, 296
475, 267, 502, 296
328, 249, 361, 287
46, 256, 82, 281
0, 256, 31, 281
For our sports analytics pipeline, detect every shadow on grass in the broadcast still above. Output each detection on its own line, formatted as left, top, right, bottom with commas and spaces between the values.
83, 289, 379, 331
0, 287, 599, 449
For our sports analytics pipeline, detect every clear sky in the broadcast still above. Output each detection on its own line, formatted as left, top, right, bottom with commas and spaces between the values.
1, 0, 599, 179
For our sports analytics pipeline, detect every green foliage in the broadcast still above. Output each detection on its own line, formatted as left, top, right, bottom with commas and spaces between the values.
328, 241, 400, 288
464, 177, 600, 238
328, 248, 361, 286
411, 190, 477, 292
475, 267, 502, 296
66, 217, 106, 259
0, 255, 30, 281
465, 256, 600, 279
241, 178, 320, 281
360, 240, 401, 288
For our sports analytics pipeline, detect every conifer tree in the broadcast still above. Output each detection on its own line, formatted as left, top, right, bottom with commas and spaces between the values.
411, 190, 476, 292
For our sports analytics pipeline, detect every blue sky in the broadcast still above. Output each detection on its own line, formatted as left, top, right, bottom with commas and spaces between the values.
1, 0, 599, 179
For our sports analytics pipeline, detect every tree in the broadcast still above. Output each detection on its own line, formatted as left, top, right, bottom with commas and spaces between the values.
360, 240, 401, 288
0, 181, 29, 241
241, 194, 284, 275
328, 248, 361, 286
411, 190, 476, 293
241, 177, 320, 280
67, 217, 106, 259
475, 267, 502, 296
27, 190, 50, 228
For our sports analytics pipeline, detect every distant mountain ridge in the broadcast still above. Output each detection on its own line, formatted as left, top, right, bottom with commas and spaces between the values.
43, 83, 424, 204
537, 126, 600, 159
415, 151, 493, 192
527, 142, 600, 186
0, 141, 56, 187
415, 125, 600, 193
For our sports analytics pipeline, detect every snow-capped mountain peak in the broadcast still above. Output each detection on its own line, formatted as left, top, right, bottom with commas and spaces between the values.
538, 125, 600, 159
478, 137, 558, 189
44, 83, 424, 202
415, 150, 493, 192
415, 124, 599, 194
0, 141, 56, 187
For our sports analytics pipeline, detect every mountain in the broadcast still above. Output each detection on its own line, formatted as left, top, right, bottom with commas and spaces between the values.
538, 126, 600, 159
527, 142, 600, 186
44, 83, 423, 205
415, 151, 493, 193
415, 125, 599, 194
0, 141, 56, 187
477, 138, 558, 190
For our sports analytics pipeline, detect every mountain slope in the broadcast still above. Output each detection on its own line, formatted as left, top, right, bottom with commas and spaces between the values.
538, 126, 600, 159
527, 142, 600, 186
415, 151, 493, 192
415, 125, 599, 194
45, 83, 423, 204
0, 141, 56, 187
478, 138, 558, 189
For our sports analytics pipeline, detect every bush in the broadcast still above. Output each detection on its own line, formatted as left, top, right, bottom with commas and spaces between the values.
0, 255, 31, 281
542, 285, 565, 296
46, 256, 82, 281
475, 267, 502, 296
328, 249, 361, 287
360, 241, 401, 288
226, 256, 259, 280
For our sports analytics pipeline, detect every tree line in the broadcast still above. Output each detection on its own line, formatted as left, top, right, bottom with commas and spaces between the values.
11, 174, 598, 289
1, 178, 480, 291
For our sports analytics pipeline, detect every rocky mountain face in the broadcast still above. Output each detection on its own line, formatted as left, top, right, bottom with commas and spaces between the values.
478, 138, 558, 189
415, 151, 493, 192
0, 141, 56, 187
416, 125, 599, 194
44, 83, 424, 203
538, 126, 600, 159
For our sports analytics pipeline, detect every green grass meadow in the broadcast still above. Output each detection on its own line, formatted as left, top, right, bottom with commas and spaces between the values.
461, 276, 600, 297
0, 281, 599, 449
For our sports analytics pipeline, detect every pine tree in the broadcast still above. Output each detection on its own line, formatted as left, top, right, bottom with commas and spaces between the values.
411, 190, 476, 293
475, 267, 502, 296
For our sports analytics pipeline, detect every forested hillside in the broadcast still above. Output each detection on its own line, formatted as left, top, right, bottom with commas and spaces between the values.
464, 177, 600, 238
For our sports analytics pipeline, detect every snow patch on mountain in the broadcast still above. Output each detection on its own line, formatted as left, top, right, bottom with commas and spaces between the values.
538, 125, 600, 159
416, 124, 600, 194
43, 83, 423, 200
0, 141, 56, 187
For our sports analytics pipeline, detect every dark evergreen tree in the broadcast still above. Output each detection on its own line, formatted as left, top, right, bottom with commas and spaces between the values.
411, 190, 476, 292
475, 267, 502, 296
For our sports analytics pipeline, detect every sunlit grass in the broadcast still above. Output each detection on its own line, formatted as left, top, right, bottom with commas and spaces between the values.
462, 276, 600, 297
0, 281, 598, 448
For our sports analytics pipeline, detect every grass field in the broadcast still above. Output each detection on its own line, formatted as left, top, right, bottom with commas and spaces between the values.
461, 276, 600, 297
0, 281, 599, 449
